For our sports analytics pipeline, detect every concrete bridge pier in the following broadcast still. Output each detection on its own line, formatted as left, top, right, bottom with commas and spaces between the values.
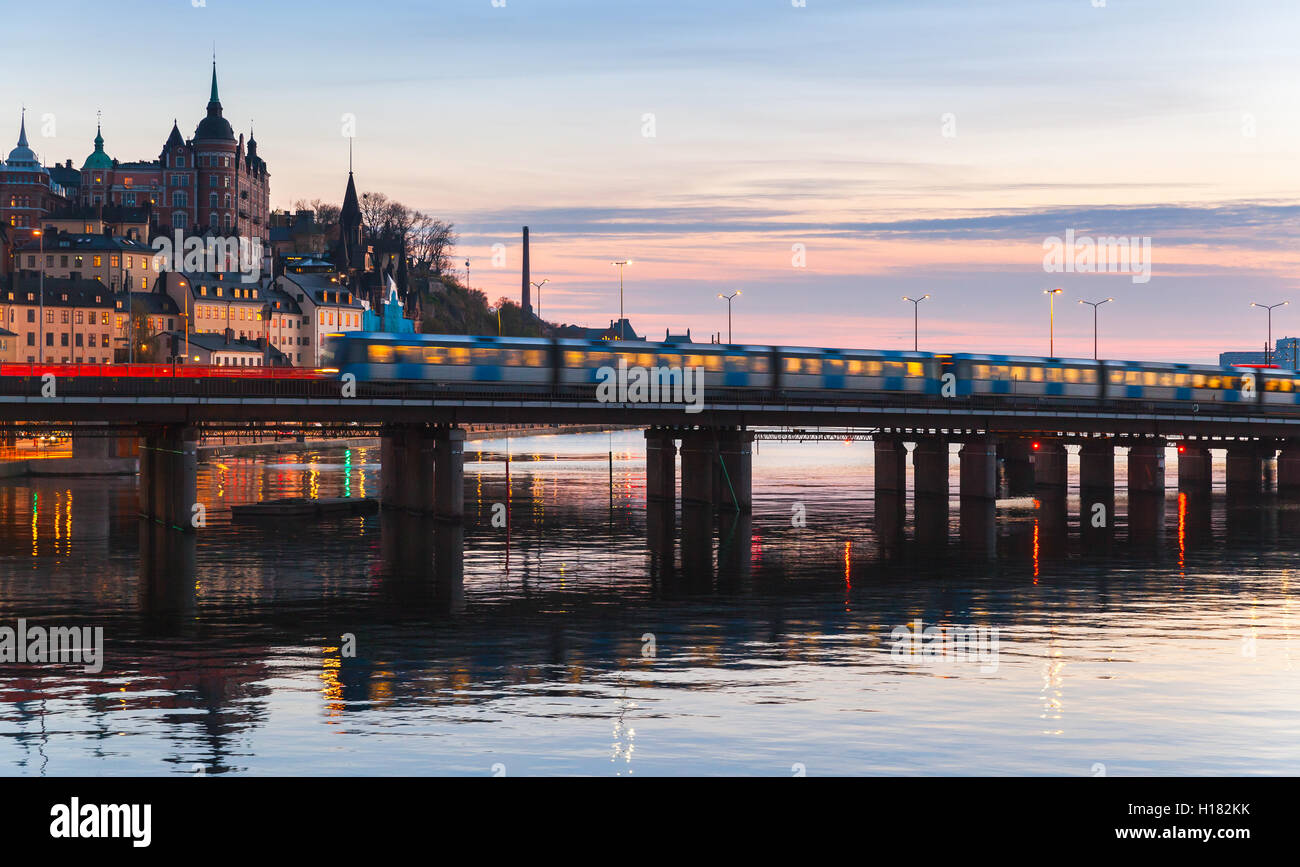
912, 440, 949, 500
715, 429, 754, 513
959, 439, 998, 501
645, 428, 677, 504
1278, 442, 1300, 493
874, 437, 907, 499
680, 431, 714, 507
1079, 440, 1115, 542
1225, 443, 1264, 494
138, 425, 198, 531
1000, 439, 1035, 497
1177, 445, 1213, 493
380, 425, 465, 520
1032, 440, 1068, 491
1127, 440, 1167, 496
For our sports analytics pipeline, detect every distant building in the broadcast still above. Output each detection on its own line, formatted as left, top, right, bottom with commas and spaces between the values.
151, 329, 286, 367
15, 230, 158, 292
363, 277, 416, 334
273, 270, 364, 366
663, 328, 694, 344
1, 275, 116, 364
0, 326, 16, 362
554, 318, 642, 341
1220, 337, 1300, 369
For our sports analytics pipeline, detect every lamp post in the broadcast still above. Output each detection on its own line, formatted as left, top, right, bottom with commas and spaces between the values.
487, 305, 501, 336
465, 259, 470, 288
33, 229, 43, 364
1077, 297, 1112, 360
717, 290, 741, 343
1043, 288, 1064, 357
611, 260, 632, 340
901, 294, 929, 351
531, 278, 548, 321
1252, 301, 1288, 365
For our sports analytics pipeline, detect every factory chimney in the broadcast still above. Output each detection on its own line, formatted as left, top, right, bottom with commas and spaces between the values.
521, 226, 532, 316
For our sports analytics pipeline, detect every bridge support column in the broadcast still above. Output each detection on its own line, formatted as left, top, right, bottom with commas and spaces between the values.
959, 439, 997, 501
380, 425, 463, 519
1226, 443, 1264, 493
715, 429, 753, 513
432, 427, 465, 522
138, 425, 198, 531
1177, 445, 1213, 492
645, 428, 678, 504
1079, 441, 1115, 492
1278, 442, 1300, 493
874, 437, 907, 498
680, 431, 714, 507
1000, 439, 1035, 496
1032, 440, 1068, 490
913, 440, 949, 499
1127, 441, 1166, 496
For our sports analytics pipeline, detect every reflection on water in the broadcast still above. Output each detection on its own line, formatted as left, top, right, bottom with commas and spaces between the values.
1, 434, 1298, 776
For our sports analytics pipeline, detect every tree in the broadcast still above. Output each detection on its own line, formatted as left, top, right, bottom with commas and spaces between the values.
410, 215, 457, 276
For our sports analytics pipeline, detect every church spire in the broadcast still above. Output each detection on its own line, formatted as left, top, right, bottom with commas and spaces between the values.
209, 60, 221, 107
17, 107, 28, 148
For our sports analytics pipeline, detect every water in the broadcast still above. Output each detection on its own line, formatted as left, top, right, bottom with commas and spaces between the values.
1, 432, 1297, 776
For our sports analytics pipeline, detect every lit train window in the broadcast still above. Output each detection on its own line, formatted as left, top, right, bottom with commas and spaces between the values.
847, 360, 863, 375
564, 351, 586, 367
1027, 367, 1043, 382
422, 347, 446, 364
1174, 373, 1191, 387
1265, 377, 1294, 392
1011, 366, 1027, 380
1193, 374, 1206, 388
447, 347, 471, 364
974, 364, 989, 379
1157, 372, 1174, 387
500, 350, 524, 365
1063, 368, 1079, 383
785, 357, 802, 373
827, 358, 845, 372
1110, 370, 1125, 385
658, 354, 684, 368
397, 346, 423, 364
867, 361, 884, 376
1144, 372, 1158, 386
367, 344, 394, 363
1124, 371, 1141, 386
637, 353, 655, 367
906, 362, 922, 376
587, 352, 614, 367
524, 350, 544, 366
749, 357, 768, 373
1046, 368, 1063, 382
1082, 369, 1097, 384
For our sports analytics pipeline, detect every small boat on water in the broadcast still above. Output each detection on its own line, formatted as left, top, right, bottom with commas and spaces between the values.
231, 497, 379, 520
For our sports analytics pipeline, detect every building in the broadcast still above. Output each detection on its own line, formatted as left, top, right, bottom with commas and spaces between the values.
1, 275, 116, 364
363, 277, 416, 334
262, 284, 308, 364
0, 326, 16, 363
1219, 337, 1300, 369
15, 231, 157, 292
273, 270, 364, 366
151, 330, 286, 367
554, 318, 642, 341
0, 111, 71, 237
157, 271, 271, 344
1, 63, 270, 245
40, 205, 150, 241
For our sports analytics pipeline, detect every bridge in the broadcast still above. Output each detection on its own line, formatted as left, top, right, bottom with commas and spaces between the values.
3, 371, 1300, 532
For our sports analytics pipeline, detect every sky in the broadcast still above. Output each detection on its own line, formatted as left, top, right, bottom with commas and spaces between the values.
4, 0, 1300, 361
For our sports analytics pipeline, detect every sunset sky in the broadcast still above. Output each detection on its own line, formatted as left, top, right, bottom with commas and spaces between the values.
5, 0, 1300, 360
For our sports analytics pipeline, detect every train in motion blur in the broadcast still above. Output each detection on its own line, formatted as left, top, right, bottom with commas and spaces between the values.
321, 332, 1299, 409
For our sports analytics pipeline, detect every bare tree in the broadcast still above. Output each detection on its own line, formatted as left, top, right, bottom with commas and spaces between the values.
410, 214, 457, 276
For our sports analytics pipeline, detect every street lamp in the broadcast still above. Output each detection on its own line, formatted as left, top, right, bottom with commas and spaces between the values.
487, 305, 501, 336
1077, 297, 1112, 360
531, 278, 548, 320
1043, 288, 1064, 357
901, 294, 929, 351
465, 259, 470, 288
33, 229, 43, 364
611, 260, 632, 340
1252, 301, 1288, 365
717, 290, 741, 343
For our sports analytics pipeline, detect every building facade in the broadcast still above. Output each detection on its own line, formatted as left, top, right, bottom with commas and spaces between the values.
15, 231, 158, 292
1, 275, 117, 364
1, 63, 269, 245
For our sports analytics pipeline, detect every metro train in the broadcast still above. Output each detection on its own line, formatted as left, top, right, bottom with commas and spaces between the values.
322, 332, 1300, 409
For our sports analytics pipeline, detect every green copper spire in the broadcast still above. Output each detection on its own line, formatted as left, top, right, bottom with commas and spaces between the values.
210, 61, 220, 105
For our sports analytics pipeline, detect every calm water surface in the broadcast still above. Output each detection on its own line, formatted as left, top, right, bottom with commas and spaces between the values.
1, 432, 1297, 776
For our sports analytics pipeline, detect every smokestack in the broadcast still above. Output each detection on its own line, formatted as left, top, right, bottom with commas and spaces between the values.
521, 226, 531, 315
